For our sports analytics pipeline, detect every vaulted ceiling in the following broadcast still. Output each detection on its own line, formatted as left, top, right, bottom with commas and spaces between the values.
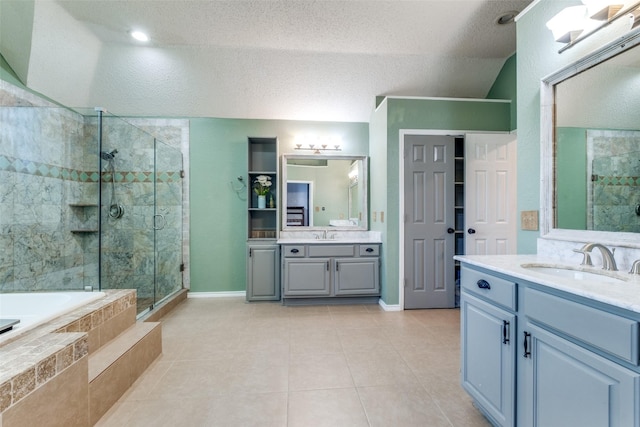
0, 0, 533, 122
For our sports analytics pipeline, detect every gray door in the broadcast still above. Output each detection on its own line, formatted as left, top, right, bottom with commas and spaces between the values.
404, 135, 455, 309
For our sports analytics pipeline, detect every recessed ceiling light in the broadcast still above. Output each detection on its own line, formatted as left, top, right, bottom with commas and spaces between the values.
130, 30, 149, 42
496, 11, 518, 25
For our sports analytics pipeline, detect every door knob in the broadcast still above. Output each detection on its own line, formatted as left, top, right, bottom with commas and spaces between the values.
467, 228, 476, 234
447, 228, 455, 234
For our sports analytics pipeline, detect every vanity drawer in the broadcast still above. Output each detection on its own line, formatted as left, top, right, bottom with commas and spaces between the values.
282, 245, 305, 257
461, 266, 517, 311
308, 245, 355, 257
359, 245, 379, 256
525, 288, 639, 364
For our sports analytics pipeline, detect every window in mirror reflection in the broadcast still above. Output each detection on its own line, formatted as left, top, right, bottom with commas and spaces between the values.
554, 45, 640, 233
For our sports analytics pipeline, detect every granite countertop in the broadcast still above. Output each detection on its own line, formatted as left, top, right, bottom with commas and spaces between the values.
455, 254, 640, 314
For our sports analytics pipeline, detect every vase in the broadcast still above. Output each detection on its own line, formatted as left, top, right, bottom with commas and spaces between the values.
258, 195, 266, 209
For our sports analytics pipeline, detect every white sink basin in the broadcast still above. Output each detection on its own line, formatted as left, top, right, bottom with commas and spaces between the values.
521, 264, 628, 283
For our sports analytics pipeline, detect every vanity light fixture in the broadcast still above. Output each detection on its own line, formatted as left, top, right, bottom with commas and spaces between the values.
546, 5, 588, 43
547, 1, 640, 53
293, 136, 342, 154
130, 30, 150, 42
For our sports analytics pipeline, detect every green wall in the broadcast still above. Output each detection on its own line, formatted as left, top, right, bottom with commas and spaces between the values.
487, 54, 517, 131
370, 97, 511, 306
189, 118, 369, 293
515, 0, 608, 253
556, 127, 587, 230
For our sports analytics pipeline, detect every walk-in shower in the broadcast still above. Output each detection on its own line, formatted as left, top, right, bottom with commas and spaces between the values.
0, 99, 184, 317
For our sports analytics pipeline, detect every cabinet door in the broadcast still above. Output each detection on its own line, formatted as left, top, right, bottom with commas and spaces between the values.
247, 244, 280, 301
334, 258, 379, 295
283, 258, 331, 296
518, 322, 640, 427
461, 292, 515, 427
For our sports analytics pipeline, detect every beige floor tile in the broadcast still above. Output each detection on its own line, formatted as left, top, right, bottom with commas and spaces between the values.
200, 392, 288, 426
96, 299, 493, 427
329, 312, 379, 329
289, 328, 343, 354
345, 349, 420, 388
289, 352, 354, 391
358, 384, 451, 427
288, 388, 369, 427
338, 326, 388, 352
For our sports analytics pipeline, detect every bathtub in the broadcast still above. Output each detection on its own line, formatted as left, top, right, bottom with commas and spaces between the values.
0, 291, 105, 343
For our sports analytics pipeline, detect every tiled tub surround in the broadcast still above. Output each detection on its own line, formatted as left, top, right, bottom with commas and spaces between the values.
0, 289, 138, 426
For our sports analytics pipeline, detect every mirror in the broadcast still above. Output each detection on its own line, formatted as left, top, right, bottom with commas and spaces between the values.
281, 154, 368, 230
541, 32, 640, 242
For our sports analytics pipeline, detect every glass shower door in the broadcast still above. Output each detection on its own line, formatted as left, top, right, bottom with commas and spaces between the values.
99, 113, 156, 314
153, 139, 183, 305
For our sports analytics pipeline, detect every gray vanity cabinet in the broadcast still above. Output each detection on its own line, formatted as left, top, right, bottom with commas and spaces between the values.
283, 257, 331, 296
334, 257, 379, 295
460, 262, 640, 427
517, 287, 640, 427
460, 266, 516, 427
281, 243, 380, 303
247, 243, 280, 301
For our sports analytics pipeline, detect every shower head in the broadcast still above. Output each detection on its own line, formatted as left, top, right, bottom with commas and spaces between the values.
100, 149, 118, 161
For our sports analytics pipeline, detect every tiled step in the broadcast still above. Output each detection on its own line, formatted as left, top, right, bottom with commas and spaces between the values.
88, 322, 162, 425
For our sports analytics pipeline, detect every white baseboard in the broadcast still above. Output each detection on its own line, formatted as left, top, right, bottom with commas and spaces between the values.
187, 291, 246, 298
378, 299, 402, 311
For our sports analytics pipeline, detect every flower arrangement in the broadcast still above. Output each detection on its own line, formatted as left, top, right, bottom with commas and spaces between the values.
253, 175, 272, 196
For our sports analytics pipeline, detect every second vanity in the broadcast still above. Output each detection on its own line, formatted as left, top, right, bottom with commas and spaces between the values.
457, 254, 640, 427
277, 232, 381, 305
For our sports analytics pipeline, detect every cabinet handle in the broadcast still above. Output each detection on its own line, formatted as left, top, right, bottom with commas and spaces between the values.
502, 320, 510, 344
290, 248, 299, 254
249, 248, 252, 257
365, 247, 374, 252
477, 279, 491, 290
523, 331, 532, 358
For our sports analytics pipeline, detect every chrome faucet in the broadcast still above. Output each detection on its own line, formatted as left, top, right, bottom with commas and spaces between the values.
629, 259, 640, 275
573, 243, 618, 271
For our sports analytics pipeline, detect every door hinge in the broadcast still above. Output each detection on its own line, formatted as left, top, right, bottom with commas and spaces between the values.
180, 170, 185, 178
179, 263, 185, 272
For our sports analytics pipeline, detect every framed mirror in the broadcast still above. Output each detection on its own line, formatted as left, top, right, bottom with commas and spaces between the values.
281, 154, 368, 230
541, 29, 640, 244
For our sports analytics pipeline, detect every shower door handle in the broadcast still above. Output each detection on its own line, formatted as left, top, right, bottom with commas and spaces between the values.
153, 214, 166, 230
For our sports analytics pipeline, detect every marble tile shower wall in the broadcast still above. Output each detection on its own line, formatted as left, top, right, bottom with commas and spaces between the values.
587, 130, 640, 233
0, 104, 98, 292
0, 80, 188, 299
98, 119, 183, 303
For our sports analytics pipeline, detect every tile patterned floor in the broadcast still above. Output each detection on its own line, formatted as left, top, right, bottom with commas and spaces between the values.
96, 298, 491, 427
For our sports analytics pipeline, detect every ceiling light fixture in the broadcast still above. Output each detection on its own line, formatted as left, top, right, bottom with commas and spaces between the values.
130, 30, 149, 42
496, 11, 518, 25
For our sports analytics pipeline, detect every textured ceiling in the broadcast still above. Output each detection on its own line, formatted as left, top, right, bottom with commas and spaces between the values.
2, 0, 533, 122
